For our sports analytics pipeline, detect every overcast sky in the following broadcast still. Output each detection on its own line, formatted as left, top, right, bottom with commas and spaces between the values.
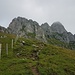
0, 0, 75, 34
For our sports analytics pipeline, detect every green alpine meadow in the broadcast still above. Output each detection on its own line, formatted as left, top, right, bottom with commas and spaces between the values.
0, 32, 75, 75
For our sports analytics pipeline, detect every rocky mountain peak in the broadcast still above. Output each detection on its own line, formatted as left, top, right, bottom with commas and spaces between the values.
51, 21, 67, 33
7, 17, 75, 44
41, 22, 49, 27
67, 32, 75, 42
8, 17, 39, 35
41, 23, 50, 30
41, 22, 52, 31
52, 21, 62, 25
0, 25, 8, 33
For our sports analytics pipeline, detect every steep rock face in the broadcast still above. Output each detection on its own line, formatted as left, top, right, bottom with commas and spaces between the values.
41, 23, 52, 38
0, 26, 8, 33
51, 22, 67, 34
62, 32, 70, 43
49, 32, 69, 43
8, 17, 23, 34
50, 32, 75, 43
8, 17, 47, 42
8, 17, 39, 37
7, 17, 75, 44
41, 23, 51, 32
35, 26, 47, 42
50, 22, 75, 43
67, 32, 75, 42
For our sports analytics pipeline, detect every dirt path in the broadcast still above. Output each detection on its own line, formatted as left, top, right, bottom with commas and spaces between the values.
31, 66, 39, 75
29, 63, 40, 75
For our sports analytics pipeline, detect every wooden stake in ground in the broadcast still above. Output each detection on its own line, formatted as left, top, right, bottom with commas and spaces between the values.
6, 43, 8, 55
15, 35, 19, 44
12, 39, 13, 49
0, 44, 2, 59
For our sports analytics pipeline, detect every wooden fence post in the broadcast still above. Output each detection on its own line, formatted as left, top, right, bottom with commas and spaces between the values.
15, 35, 18, 44
12, 39, 13, 49
0, 44, 2, 59
6, 43, 8, 55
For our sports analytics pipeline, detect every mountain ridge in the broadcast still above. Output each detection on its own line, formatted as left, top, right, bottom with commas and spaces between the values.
0, 16, 75, 49
7, 17, 75, 43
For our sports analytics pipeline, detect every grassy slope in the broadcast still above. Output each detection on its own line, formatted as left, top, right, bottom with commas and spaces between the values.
0, 32, 75, 75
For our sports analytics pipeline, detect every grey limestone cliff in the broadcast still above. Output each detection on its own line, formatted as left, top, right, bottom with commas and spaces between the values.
7, 17, 75, 43
0, 26, 8, 33
51, 22, 67, 34
41, 23, 52, 38
50, 22, 75, 43
8, 17, 39, 37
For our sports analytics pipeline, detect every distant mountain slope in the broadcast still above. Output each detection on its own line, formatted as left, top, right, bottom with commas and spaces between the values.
7, 17, 46, 42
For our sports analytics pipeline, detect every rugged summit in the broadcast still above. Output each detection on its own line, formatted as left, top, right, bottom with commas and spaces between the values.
7, 17, 75, 44
41, 23, 52, 38
7, 17, 46, 42
8, 17, 39, 36
51, 22, 67, 33
0, 25, 8, 33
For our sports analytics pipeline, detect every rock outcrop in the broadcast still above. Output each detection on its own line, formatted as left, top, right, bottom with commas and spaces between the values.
8, 17, 39, 36
7, 17, 75, 43
35, 26, 47, 42
0, 26, 8, 33
50, 22, 75, 43
41, 23, 52, 38
51, 22, 67, 34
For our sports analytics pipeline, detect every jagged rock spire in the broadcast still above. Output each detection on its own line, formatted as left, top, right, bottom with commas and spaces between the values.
51, 21, 67, 33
